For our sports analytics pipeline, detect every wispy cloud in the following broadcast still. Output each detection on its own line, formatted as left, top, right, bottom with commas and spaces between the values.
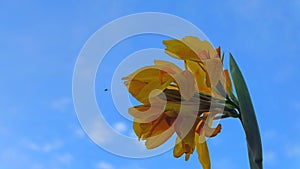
51, 97, 72, 111
213, 158, 237, 169
264, 151, 276, 166
56, 152, 73, 165
96, 161, 114, 169
23, 139, 63, 153
0, 145, 73, 169
96, 161, 146, 169
262, 129, 277, 141
113, 122, 127, 133
120, 164, 146, 169
74, 127, 86, 138
285, 143, 300, 158
88, 121, 114, 145
0, 147, 30, 168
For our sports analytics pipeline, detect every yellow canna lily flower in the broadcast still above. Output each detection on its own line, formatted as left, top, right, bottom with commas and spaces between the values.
123, 36, 238, 169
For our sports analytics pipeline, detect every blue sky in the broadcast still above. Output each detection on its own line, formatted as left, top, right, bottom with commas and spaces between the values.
1, 0, 300, 169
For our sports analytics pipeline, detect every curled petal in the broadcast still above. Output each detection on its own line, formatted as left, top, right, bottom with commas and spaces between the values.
163, 36, 225, 95
182, 36, 216, 60
122, 67, 175, 103
163, 36, 217, 62
184, 60, 211, 93
145, 120, 175, 149
145, 127, 175, 149
173, 137, 185, 158
195, 133, 211, 169
133, 121, 148, 140
133, 114, 176, 149
163, 39, 200, 62
173, 117, 199, 160
173, 132, 195, 161
204, 124, 222, 138
195, 113, 222, 138
123, 60, 186, 104
154, 60, 182, 74
129, 105, 164, 123
195, 119, 205, 135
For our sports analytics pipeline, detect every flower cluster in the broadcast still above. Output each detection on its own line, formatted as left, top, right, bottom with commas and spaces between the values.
122, 36, 239, 169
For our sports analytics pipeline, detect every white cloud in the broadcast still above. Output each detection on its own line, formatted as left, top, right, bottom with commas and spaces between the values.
113, 122, 127, 133
213, 158, 236, 169
262, 130, 277, 141
120, 164, 146, 169
97, 161, 114, 169
88, 121, 113, 145
264, 151, 276, 165
96, 161, 146, 169
286, 144, 300, 158
1, 145, 74, 169
56, 153, 73, 165
74, 127, 86, 138
0, 147, 29, 168
23, 139, 63, 153
51, 97, 72, 111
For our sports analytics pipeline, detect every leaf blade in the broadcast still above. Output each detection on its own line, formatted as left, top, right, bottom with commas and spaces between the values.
229, 54, 263, 169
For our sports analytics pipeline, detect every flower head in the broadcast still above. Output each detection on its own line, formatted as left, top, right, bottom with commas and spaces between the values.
123, 36, 237, 169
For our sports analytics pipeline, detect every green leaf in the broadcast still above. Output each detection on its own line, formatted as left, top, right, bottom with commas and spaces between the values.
229, 54, 263, 169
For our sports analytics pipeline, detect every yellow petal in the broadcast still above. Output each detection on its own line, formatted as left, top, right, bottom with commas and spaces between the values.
173, 70, 195, 100
123, 60, 185, 104
163, 36, 217, 62
195, 133, 211, 169
173, 137, 185, 158
145, 118, 175, 149
133, 112, 176, 149
129, 105, 164, 123
195, 113, 222, 138
185, 60, 211, 93
133, 111, 175, 141
203, 58, 223, 87
173, 117, 199, 160
154, 60, 182, 74
133, 121, 151, 140
224, 70, 233, 93
204, 124, 222, 138
123, 67, 174, 103
145, 127, 174, 149
173, 135, 195, 161
182, 36, 217, 60
163, 39, 200, 62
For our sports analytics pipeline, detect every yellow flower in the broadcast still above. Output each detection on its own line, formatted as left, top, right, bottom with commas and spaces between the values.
123, 60, 199, 149
163, 36, 232, 96
123, 36, 235, 169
